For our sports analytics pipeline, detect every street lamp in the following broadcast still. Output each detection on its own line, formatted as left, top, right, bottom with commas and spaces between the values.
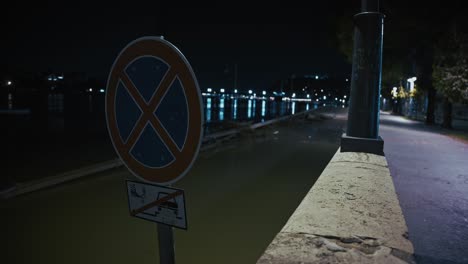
407, 77, 417, 92
7, 81, 12, 86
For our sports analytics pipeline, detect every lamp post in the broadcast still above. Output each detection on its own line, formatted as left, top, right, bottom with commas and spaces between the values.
341, 0, 385, 155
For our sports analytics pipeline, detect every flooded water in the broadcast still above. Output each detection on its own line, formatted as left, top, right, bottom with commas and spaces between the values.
203, 97, 317, 124
1, 109, 347, 264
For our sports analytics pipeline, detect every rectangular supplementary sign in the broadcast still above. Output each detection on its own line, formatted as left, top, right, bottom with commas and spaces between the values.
126, 180, 187, 229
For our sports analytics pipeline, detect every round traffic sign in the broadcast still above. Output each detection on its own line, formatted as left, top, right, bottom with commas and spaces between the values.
106, 37, 203, 185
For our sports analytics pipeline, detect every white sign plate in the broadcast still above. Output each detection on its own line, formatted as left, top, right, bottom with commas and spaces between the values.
126, 180, 187, 229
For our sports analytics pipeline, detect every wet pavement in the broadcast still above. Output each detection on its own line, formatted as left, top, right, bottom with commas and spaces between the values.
2, 109, 346, 264
380, 113, 468, 264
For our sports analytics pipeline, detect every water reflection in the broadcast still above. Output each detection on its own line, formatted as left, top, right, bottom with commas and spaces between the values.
206, 98, 211, 122
233, 99, 237, 120
270, 101, 277, 117
8, 93, 13, 110
280, 102, 286, 116
204, 98, 324, 123
261, 100, 266, 118
219, 98, 224, 121
252, 99, 256, 118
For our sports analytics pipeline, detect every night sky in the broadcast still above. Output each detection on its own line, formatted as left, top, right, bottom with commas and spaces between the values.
3, 1, 355, 89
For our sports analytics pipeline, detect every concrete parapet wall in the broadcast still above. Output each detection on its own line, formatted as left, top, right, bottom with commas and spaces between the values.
257, 149, 414, 263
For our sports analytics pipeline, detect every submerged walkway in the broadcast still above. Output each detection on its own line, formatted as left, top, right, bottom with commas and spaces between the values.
380, 113, 468, 264
1, 110, 346, 264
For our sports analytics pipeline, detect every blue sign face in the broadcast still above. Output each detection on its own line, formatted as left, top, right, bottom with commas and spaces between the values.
106, 37, 203, 184
115, 56, 189, 168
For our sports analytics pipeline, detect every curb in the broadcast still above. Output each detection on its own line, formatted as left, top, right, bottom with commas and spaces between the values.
1, 159, 123, 199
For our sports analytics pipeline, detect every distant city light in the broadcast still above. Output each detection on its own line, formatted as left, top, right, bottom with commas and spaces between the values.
321, 89, 323, 92
220, 88, 225, 93
7, 81, 12, 86
315, 75, 319, 79
292, 93, 296, 98
335, 97, 338, 101
100, 89, 105, 93
207, 88, 212, 93
307, 94, 310, 98
344, 95, 347, 98
323, 95, 327, 100
316, 99, 319, 102
248, 90, 253, 94
262, 90, 266, 95
47, 77, 52, 81
315, 93, 318, 96
58, 76, 64, 80
88, 88, 93, 92
346, 78, 349, 82
234, 89, 238, 93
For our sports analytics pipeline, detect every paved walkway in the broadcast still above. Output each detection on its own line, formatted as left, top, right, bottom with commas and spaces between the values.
380, 113, 468, 264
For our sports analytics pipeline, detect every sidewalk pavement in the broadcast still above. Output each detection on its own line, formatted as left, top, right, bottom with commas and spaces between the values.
380, 112, 468, 264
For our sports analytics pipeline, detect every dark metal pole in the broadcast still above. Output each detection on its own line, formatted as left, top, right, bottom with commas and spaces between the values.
157, 223, 175, 264
361, 0, 379, 12
341, 0, 385, 155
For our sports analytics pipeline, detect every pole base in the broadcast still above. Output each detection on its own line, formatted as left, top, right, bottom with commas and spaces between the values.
341, 133, 384, 156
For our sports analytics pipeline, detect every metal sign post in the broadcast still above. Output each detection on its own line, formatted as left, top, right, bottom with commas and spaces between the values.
106, 36, 203, 263
158, 224, 175, 264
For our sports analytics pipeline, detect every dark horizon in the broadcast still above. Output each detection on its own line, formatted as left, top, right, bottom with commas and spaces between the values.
2, 1, 354, 90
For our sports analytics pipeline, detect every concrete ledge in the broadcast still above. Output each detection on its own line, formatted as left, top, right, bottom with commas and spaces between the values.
257, 149, 414, 263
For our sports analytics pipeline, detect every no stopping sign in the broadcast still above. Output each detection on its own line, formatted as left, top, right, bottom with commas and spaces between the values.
106, 37, 203, 185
